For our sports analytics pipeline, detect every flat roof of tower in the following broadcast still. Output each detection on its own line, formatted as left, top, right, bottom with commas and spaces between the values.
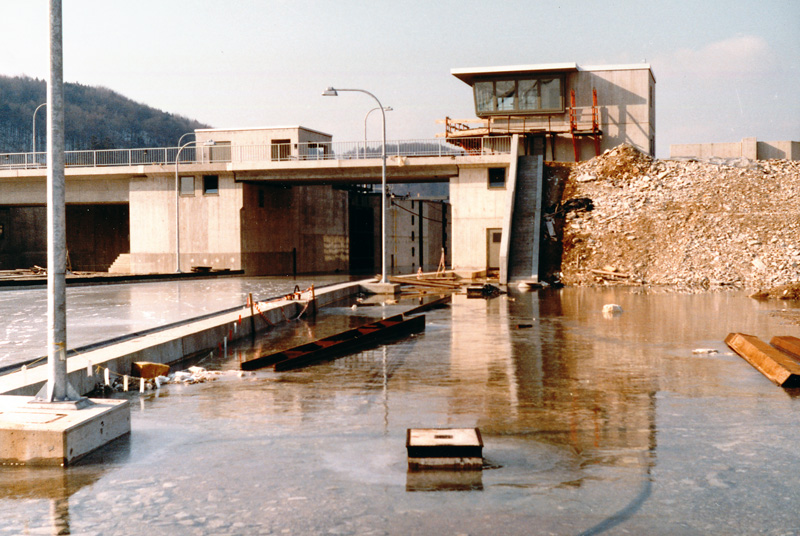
451, 63, 653, 85
195, 126, 332, 137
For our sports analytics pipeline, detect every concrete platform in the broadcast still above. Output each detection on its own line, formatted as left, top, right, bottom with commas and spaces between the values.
407, 428, 483, 470
0, 395, 130, 466
361, 281, 401, 295
0, 281, 364, 397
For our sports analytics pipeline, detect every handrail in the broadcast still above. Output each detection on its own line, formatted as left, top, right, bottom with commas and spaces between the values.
0, 136, 512, 171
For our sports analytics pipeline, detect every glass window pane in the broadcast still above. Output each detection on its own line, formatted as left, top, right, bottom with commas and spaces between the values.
540, 78, 562, 110
495, 80, 516, 111
475, 81, 495, 113
518, 79, 540, 111
180, 175, 194, 196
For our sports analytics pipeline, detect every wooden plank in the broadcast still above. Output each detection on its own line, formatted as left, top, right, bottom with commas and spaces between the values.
770, 336, 800, 363
725, 333, 800, 387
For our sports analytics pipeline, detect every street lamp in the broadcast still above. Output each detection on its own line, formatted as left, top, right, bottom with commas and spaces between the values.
32, 102, 47, 164
174, 139, 213, 272
177, 132, 195, 148
323, 87, 388, 284
364, 106, 392, 159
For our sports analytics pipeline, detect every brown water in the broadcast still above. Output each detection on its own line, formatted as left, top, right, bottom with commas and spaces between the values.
1, 287, 799, 535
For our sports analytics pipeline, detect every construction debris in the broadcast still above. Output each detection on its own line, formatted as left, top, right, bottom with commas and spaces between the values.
725, 333, 800, 387
558, 144, 800, 292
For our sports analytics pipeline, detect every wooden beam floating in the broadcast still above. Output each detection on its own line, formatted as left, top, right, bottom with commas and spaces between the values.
724, 333, 800, 387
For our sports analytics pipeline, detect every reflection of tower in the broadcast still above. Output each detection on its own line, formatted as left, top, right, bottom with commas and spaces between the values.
448, 293, 519, 426
448, 287, 659, 460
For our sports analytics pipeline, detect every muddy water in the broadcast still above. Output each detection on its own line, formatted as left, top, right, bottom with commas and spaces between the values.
1, 288, 799, 535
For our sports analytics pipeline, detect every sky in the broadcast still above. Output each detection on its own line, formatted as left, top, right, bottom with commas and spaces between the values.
2, 0, 798, 158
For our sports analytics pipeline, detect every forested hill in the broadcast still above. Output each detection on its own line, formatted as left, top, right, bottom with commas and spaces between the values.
0, 75, 210, 152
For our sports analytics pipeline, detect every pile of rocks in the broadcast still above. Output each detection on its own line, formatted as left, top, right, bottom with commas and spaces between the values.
558, 144, 800, 292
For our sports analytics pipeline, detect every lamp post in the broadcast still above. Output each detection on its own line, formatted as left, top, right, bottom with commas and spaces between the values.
323, 87, 388, 284
174, 139, 213, 273
32, 102, 47, 165
364, 106, 391, 159
177, 132, 195, 148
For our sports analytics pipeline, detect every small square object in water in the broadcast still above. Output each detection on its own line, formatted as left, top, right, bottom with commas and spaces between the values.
406, 428, 483, 470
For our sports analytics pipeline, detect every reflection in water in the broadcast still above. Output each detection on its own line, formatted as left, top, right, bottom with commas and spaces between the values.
406, 469, 483, 492
2, 288, 800, 534
0, 435, 129, 535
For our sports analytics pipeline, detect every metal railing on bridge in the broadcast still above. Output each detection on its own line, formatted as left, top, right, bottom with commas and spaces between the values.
0, 136, 511, 171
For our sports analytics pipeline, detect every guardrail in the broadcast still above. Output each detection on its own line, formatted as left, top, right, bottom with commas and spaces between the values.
0, 136, 511, 170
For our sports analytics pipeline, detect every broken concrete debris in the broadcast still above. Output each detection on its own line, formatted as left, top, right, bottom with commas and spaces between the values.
558, 144, 800, 292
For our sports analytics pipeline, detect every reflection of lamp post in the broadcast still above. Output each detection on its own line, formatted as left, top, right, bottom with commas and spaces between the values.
174, 140, 213, 273
364, 106, 392, 159
323, 87, 388, 283
32, 102, 47, 162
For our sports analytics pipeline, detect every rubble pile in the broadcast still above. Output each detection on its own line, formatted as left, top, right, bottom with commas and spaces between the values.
559, 144, 800, 292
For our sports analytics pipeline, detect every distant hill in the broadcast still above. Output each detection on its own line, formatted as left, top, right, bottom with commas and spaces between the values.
0, 75, 210, 152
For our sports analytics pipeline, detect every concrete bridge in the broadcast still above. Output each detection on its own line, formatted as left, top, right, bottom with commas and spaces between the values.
0, 132, 533, 282
0, 136, 509, 204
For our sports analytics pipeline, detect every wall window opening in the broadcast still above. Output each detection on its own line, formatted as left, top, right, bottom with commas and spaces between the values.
488, 167, 507, 188
203, 175, 219, 195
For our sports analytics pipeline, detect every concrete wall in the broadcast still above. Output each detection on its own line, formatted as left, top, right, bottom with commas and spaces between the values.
560, 67, 655, 161
66, 205, 129, 271
450, 166, 511, 271
387, 198, 450, 274
240, 183, 349, 275
670, 138, 800, 161
0, 175, 130, 206
129, 173, 244, 274
0, 204, 128, 271
0, 206, 46, 269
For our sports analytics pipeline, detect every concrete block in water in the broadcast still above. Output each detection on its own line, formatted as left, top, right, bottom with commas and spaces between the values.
407, 428, 483, 470
0, 395, 130, 466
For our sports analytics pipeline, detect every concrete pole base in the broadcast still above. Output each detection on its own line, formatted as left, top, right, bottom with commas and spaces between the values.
360, 282, 401, 295
0, 395, 130, 466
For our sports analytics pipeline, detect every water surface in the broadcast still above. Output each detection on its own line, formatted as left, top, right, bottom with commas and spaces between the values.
1, 287, 799, 535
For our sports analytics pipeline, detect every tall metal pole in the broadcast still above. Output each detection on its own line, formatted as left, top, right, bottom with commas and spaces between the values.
33, 102, 47, 158
45, 0, 69, 401
378, 102, 387, 284
174, 141, 193, 273
323, 88, 388, 283
364, 106, 391, 160
174, 139, 209, 273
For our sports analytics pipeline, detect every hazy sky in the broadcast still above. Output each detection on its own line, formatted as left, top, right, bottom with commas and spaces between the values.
3, 0, 798, 157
